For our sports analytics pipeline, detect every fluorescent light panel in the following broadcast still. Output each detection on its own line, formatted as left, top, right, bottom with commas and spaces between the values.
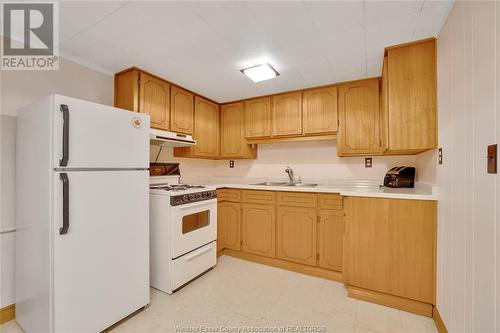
241, 63, 279, 82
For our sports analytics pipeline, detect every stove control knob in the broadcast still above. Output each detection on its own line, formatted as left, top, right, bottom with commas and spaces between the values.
182, 195, 188, 202
189, 194, 195, 200
196, 193, 202, 199
207, 192, 213, 198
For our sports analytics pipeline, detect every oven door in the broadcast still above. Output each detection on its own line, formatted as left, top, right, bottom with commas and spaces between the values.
172, 199, 217, 258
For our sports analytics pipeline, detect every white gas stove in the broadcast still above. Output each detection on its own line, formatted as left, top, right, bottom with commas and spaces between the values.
149, 165, 217, 294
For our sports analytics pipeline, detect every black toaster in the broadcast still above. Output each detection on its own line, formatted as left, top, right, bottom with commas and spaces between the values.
383, 166, 416, 188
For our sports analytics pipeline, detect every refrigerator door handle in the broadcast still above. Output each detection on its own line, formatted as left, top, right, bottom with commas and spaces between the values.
59, 173, 70, 235
60, 104, 70, 167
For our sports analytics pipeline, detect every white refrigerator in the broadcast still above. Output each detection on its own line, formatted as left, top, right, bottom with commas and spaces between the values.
15, 95, 151, 333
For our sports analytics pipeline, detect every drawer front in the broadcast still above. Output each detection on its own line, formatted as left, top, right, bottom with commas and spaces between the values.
242, 190, 276, 204
217, 189, 241, 202
318, 194, 342, 210
172, 242, 216, 290
277, 192, 318, 208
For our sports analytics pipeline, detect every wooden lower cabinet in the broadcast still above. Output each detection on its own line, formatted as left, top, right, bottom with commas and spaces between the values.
276, 206, 317, 266
318, 209, 344, 271
343, 196, 436, 305
217, 201, 241, 251
241, 203, 276, 258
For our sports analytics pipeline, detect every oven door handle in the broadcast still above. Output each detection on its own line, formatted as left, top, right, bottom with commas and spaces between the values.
176, 199, 216, 210
185, 246, 212, 261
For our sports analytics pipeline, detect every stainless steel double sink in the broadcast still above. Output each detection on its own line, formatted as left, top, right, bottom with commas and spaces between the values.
252, 181, 318, 188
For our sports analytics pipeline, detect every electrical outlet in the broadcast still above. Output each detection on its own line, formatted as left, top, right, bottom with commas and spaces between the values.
365, 157, 372, 168
229, 160, 235, 168
438, 148, 443, 165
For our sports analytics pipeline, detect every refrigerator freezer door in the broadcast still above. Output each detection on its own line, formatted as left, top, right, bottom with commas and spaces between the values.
52, 170, 149, 332
52, 95, 150, 169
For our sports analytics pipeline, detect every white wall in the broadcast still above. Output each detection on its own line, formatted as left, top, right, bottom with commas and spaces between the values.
0, 57, 114, 308
214, 140, 417, 182
417, 1, 500, 331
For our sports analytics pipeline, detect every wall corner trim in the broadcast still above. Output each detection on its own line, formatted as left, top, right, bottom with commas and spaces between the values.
433, 306, 448, 333
0, 304, 15, 324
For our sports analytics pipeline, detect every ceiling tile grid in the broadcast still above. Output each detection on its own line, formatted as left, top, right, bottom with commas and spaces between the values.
57, 0, 455, 103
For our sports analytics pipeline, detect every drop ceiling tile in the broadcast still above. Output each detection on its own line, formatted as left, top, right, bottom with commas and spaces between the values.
366, 12, 420, 50
304, 1, 364, 33
364, 1, 424, 26
244, 1, 322, 65
59, 1, 128, 44
326, 50, 366, 81
296, 57, 335, 87
321, 28, 365, 58
414, 0, 454, 39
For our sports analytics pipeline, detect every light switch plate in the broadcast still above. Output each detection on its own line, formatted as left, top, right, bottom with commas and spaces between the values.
229, 160, 235, 168
365, 157, 372, 168
438, 148, 443, 165
487, 144, 497, 174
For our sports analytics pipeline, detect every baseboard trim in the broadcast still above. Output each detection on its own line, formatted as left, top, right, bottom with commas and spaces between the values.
432, 306, 448, 333
222, 249, 343, 282
0, 304, 15, 324
347, 286, 433, 317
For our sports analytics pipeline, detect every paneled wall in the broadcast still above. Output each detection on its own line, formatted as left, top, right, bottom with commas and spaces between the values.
417, 1, 500, 331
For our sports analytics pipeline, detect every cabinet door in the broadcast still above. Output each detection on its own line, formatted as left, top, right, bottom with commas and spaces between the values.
380, 56, 389, 152
170, 86, 194, 134
318, 209, 344, 271
139, 72, 170, 130
220, 103, 256, 159
338, 79, 380, 156
241, 203, 275, 258
217, 202, 241, 251
343, 196, 436, 303
193, 96, 220, 158
387, 39, 437, 152
272, 92, 302, 136
276, 206, 317, 266
245, 97, 271, 138
303, 86, 338, 135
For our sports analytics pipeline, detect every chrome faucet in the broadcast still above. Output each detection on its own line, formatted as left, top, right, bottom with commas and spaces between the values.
285, 166, 295, 184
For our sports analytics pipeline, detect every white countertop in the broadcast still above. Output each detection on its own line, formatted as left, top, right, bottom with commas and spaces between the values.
182, 177, 438, 201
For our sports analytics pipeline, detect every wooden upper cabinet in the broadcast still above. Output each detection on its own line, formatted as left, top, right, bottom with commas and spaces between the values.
193, 97, 220, 158
114, 69, 140, 112
170, 86, 194, 134
338, 79, 381, 156
343, 196, 436, 304
276, 205, 317, 266
245, 97, 271, 138
272, 92, 302, 137
303, 86, 338, 135
220, 103, 257, 159
381, 56, 389, 152
139, 72, 170, 130
386, 39, 437, 153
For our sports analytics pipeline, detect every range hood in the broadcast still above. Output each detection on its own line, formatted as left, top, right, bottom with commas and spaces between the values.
150, 128, 196, 147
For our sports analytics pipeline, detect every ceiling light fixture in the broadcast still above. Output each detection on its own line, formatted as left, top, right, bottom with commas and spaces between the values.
241, 63, 279, 82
